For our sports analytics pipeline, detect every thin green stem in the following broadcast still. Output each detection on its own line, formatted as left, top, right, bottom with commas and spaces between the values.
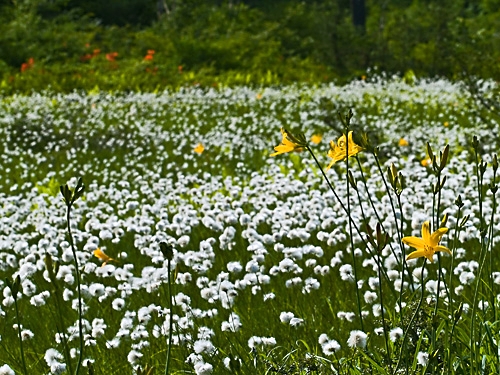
376, 249, 391, 364
373, 153, 404, 267
433, 173, 443, 318
165, 258, 174, 375
488, 191, 498, 368
470, 151, 485, 375
356, 156, 404, 284
52, 284, 74, 375
448, 205, 462, 317
66, 204, 84, 375
14, 297, 28, 375
373, 153, 413, 320
489, 168, 497, 322
345, 137, 364, 330
307, 147, 396, 301
394, 260, 427, 374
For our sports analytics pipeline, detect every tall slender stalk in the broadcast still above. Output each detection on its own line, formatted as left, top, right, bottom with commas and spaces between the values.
7, 276, 28, 375
448, 197, 464, 319
469, 138, 487, 374
165, 258, 174, 374
65, 204, 84, 375
45, 254, 74, 375
394, 260, 427, 374
356, 156, 403, 290
344, 128, 364, 330
60, 178, 85, 375
306, 149, 369, 247
14, 295, 28, 375
160, 242, 175, 375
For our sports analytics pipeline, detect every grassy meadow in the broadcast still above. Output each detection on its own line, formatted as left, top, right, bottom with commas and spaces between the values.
1, 77, 500, 374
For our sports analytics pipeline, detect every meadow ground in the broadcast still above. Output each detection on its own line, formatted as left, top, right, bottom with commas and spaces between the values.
0, 76, 500, 374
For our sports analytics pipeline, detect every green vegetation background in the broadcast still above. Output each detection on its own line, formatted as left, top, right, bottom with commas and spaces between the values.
1, 0, 500, 93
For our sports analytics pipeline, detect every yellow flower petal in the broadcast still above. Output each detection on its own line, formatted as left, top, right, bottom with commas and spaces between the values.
326, 131, 363, 169
421, 158, 431, 167
406, 250, 427, 261
194, 143, 205, 154
399, 138, 409, 147
430, 227, 448, 247
421, 221, 431, 244
93, 248, 114, 266
435, 245, 452, 255
270, 128, 302, 157
404, 221, 450, 264
402, 236, 426, 249
311, 134, 322, 145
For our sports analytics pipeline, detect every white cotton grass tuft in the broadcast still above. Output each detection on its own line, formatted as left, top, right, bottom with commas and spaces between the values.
248, 336, 277, 349
0, 364, 15, 375
417, 351, 429, 366
347, 330, 368, 349
289, 317, 304, 327
127, 349, 143, 365
193, 339, 216, 355
279, 311, 295, 323
44, 348, 64, 366
339, 264, 355, 282
194, 362, 213, 375
364, 291, 377, 304
389, 327, 403, 342
318, 333, 341, 355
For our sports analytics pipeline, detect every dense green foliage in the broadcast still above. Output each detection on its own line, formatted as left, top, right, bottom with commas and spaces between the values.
0, 0, 499, 93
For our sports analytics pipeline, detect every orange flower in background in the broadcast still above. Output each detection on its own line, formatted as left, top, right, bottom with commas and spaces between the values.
178, 65, 183, 73
92, 49, 101, 56
194, 143, 205, 154
93, 248, 115, 267
80, 54, 92, 62
106, 52, 118, 61
310, 134, 323, 145
144, 50, 155, 61
256, 93, 263, 100
20, 58, 35, 73
399, 138, 409, 147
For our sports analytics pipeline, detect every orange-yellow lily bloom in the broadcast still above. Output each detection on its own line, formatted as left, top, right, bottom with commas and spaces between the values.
194, 143, 205, 154
326, 131, 363, 170
93, 248, 115, 267
270, 128, 303, 156
310, 134, 323, 145
402, 221, 451, 263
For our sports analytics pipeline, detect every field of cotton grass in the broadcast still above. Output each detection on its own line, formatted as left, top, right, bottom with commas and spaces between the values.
1, 76, 500, 374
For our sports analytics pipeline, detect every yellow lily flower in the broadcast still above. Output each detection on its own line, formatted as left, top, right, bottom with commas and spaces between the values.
402, 221, 451, 263
310, 134, 323, 145
399, 138, 409, 147
93, 248, 115, 267
270, 128, 303, 157
194, 143, 205, 154
326, 131, 363, 170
